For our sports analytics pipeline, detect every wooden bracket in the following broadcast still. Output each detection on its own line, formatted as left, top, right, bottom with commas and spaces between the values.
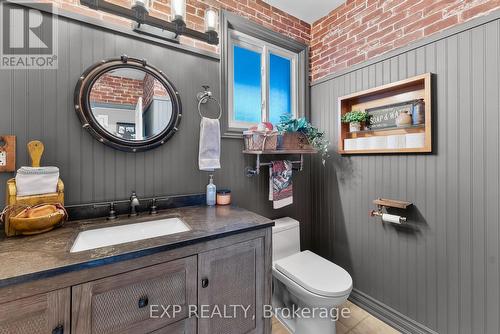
0, 135, 16, 172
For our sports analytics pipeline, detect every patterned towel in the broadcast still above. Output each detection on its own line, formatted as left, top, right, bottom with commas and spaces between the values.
269, 161, 293, 209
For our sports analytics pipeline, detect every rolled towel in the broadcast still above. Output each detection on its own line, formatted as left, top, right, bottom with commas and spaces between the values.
15, 166, 59, 197
199, 117, 221, 171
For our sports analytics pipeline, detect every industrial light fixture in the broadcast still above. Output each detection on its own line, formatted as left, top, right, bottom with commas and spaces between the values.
204, 8, 217, 31
80, 0, 219, 45
131, 0, 152, 23
170, 0, 186, 35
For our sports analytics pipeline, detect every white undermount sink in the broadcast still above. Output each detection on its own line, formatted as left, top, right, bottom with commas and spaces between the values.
70, 218, 190, 253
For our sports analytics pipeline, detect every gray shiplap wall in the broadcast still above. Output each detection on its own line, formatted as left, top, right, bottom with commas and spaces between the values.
310, 17, 500, 334
0, 7, 312, 249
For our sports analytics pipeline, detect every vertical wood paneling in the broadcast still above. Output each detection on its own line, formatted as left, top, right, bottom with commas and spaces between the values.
310, 18, 500, 334
484, 20, 500, 334
0, 9, 312, 249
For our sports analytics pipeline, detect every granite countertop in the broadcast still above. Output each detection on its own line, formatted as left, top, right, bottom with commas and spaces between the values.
0, 205, 273, 288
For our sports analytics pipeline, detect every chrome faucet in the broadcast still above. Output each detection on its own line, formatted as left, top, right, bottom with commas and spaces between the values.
129, 191, 140, 217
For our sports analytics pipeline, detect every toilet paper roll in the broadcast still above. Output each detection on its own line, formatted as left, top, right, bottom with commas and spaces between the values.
367, 136, 387, 150
387, 135, 406, 149
405, 133, 425, 148
344, 138, 357, 151
382, 213, 402, 224
356, 137, 369, 150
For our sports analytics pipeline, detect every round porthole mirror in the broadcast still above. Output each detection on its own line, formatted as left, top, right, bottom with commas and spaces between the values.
74, 56, 182, 152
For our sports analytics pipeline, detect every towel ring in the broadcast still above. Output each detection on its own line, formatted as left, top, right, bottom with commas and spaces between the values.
197, 86, 222, 120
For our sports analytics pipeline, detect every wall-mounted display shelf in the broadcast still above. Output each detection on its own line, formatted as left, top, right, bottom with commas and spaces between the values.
243, 149, 317, 176
338, 73, 432, 154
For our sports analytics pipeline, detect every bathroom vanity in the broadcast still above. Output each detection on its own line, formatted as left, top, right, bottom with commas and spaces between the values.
0, 206, 273, 334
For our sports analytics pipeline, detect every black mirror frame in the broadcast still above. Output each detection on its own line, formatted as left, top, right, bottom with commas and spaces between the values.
74, 55, 182, 152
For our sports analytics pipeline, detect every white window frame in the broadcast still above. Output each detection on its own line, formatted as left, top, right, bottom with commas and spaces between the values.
227, 29, 299, 129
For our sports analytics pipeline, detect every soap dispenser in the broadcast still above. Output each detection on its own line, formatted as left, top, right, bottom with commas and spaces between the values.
206, 174, 216, 206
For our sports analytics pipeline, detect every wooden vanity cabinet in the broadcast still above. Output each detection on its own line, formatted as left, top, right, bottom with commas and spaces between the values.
0, 228, 271, 334
71, 256, 197, 334
0, 288, 70, 334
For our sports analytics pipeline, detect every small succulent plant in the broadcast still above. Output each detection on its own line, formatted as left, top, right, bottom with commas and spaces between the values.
341, 110, 369, 123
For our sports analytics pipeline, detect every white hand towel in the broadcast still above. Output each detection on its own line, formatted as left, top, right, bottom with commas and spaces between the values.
199, 117, 221, 171
15, 166, 59, 196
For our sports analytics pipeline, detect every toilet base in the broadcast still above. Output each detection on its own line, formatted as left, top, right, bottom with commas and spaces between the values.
294, 313, 337, 334
273, 277, 342, 334
275, 312, 337, 334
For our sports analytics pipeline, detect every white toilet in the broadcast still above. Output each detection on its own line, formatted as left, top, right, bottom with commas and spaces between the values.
272, 217, 353, 334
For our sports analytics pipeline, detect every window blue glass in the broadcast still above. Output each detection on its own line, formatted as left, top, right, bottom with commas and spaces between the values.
269, 53, 292, 124
233, 45, 262, 123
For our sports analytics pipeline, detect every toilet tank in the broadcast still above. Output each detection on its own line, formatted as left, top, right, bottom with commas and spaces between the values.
272, 217, 300, 261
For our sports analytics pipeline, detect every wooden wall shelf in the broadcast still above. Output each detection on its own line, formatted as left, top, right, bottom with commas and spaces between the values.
373, 198, 412, 209
338, 73, 433, 154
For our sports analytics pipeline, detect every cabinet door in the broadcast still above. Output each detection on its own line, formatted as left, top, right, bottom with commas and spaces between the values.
72, 256, 197, 334
0, 288, 70, 334
198, 238, 265, 334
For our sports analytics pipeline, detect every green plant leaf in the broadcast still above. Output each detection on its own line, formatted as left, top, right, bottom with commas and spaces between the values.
341, 110, 368, 123
274, 116, 330, 163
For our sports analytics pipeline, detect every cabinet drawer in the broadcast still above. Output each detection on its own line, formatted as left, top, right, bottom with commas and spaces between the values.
72, 256, 197, 334
0, 288, 70, 334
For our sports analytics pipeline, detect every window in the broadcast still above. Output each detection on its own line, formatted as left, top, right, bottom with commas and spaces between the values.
221, 11, 308, 137
228, 30, 298, 129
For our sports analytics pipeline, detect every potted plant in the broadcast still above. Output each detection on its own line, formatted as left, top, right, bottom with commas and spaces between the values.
341, 110, 368, 132
276, 115, 329, 164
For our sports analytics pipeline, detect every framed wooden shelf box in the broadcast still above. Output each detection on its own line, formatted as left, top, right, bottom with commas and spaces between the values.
338, 73, 433, 154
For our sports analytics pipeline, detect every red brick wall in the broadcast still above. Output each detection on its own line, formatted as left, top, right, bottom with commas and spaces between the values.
310, 0, 500, 82
143, 73, 168, 108
90, 74, 144, 105
52, 0, 310, 53
43, 0, 500, 83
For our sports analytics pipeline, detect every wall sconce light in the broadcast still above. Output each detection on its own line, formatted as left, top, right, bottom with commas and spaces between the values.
170, 0, 186, 35
131, 0, 152, 23
204, 7, 218, 44
80, 0, 219, 45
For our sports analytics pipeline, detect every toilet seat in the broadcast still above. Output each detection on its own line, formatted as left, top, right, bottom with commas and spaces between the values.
274, 250, 352, 298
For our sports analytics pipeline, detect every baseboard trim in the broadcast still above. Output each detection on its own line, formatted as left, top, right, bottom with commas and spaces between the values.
349, 289, 438, 334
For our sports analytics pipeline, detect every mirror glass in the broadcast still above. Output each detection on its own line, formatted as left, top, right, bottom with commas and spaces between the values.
89, 68, 173, 141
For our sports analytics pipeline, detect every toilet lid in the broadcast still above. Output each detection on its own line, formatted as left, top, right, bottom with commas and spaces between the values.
275, 250, 353, 298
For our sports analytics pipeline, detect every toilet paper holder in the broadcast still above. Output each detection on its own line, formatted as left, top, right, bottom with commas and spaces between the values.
369, 198, 412, 224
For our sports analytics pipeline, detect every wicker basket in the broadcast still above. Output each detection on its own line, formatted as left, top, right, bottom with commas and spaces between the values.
243, 131, 278, 151
278, 132, 313, 150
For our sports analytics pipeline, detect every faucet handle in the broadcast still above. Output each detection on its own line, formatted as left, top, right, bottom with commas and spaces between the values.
93, 202, 117, 220
150, 197, 170, 215
150, 198, 158, 215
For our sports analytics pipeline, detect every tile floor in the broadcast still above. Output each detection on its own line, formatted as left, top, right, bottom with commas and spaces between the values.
272, 301, 400, 334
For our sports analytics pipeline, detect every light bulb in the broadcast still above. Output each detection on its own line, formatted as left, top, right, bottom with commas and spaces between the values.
204, 8, 218, 32
171, 0, 186, 21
